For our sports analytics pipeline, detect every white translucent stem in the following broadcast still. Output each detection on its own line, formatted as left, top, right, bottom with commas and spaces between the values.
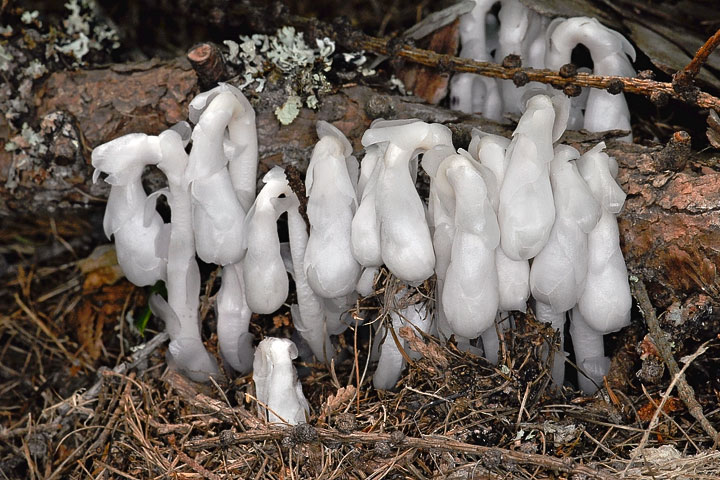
569, 306, 607, 393
217, 263, 254, 374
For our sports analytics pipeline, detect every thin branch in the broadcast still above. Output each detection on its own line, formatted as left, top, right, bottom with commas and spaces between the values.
346, 33, 720, 111
185, 424, 613, 480
681, 28, 720, 82
633, 280, 719, 444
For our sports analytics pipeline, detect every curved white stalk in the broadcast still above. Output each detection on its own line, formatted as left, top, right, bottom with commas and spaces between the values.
152, 128, 219, 382
304, 121, 361, 298
361, 119, 453, 282
242, 168, 291, 314
439, 154, 500, 340
216, 262, 254, 374
471, 131, 530, 312
253, 338, 309, 424
187, 90, 249, 265
545, 17, 636, 141
530, 145, 601, 314
373, 291, 430, 389
569, 306, 608, 393
498, 94, 558, 260
91, 134, 166, 286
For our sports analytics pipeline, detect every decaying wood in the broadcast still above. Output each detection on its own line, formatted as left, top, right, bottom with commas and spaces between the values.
1, 59, 719, 310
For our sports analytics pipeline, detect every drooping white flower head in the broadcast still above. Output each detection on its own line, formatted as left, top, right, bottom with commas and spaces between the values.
436, 154, 500, 339
216, 262, 254, 374
187, 86, 256, 265
498, 93, 559, 260
92, 133, 167, 287
304, 121, 361, 298
189, 83, 259, 210
545, 17, 636, 141
253, 338, 309, 424
450, 0, 504, 120
495, 0, 549, 114
352, 143, 387, 268
530, 145, 601, 314
243, 167, 293, 314
470, 130, 530, 312
361, 119, 453, 282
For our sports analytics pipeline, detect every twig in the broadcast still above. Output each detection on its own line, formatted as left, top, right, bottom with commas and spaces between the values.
622, 341, 710, 476
56, 331, 169, 417
347, 33, 720, 111
633, 280, 719, 444
679, 28, 720, 83
185, 424, 612, 479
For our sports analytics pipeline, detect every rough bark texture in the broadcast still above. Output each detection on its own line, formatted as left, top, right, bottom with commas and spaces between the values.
1, 58, 718, 311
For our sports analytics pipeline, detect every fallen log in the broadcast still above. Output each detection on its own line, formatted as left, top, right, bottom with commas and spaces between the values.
1, 58, 718, 311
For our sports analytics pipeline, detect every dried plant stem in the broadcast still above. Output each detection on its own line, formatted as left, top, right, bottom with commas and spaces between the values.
346, 33, 720, 111
633, 280, 719, 444
680, 28, 720, 82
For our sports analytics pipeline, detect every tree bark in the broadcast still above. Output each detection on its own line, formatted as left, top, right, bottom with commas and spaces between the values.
1, 58, 717, 310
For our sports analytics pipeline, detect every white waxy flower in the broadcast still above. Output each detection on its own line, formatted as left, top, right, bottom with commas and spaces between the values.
570, 143, 631, 392
373, 292, 431, 390
438, 154, 500, 339
253, 338, 309, 424
91, 133, 167, 287
530, 145, 601, 314
243, 167, 292, 314
187, 89, 253, 265
189, 84, 259, 210
216, 263, 254, 374
498, 94, 558, 260
449, 1, 504, 120
361, 119, 453, 282
352, 143, 386, 268
150, 128, 219, 382
421, 145, 458, 339
495, 1, 550, 115
304, 121, 361, 298
545, 17, 636, 141
471, 131, 530, 312
285, 186, 336, 363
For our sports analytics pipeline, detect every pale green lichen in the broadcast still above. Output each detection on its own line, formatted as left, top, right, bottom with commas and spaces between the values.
275, 95, 303, 125
223, 27, 336, 124
21, 11, 40, 25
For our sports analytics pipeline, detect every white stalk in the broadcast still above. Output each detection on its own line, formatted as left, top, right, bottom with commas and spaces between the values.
151, 128, 219, 382
242, 167, 291, 314
361, 119, 453, 282
186, 90, 249, 265
530, 145, 601, 314
439, 154, 500, 340
91, 134, 167, 287
304, 121, 361, 298
545, 17, 636, 141
471, 131, 530, 311
569, 306, 609, 393
216, 262, 254, 374
253, 338, 309, 424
